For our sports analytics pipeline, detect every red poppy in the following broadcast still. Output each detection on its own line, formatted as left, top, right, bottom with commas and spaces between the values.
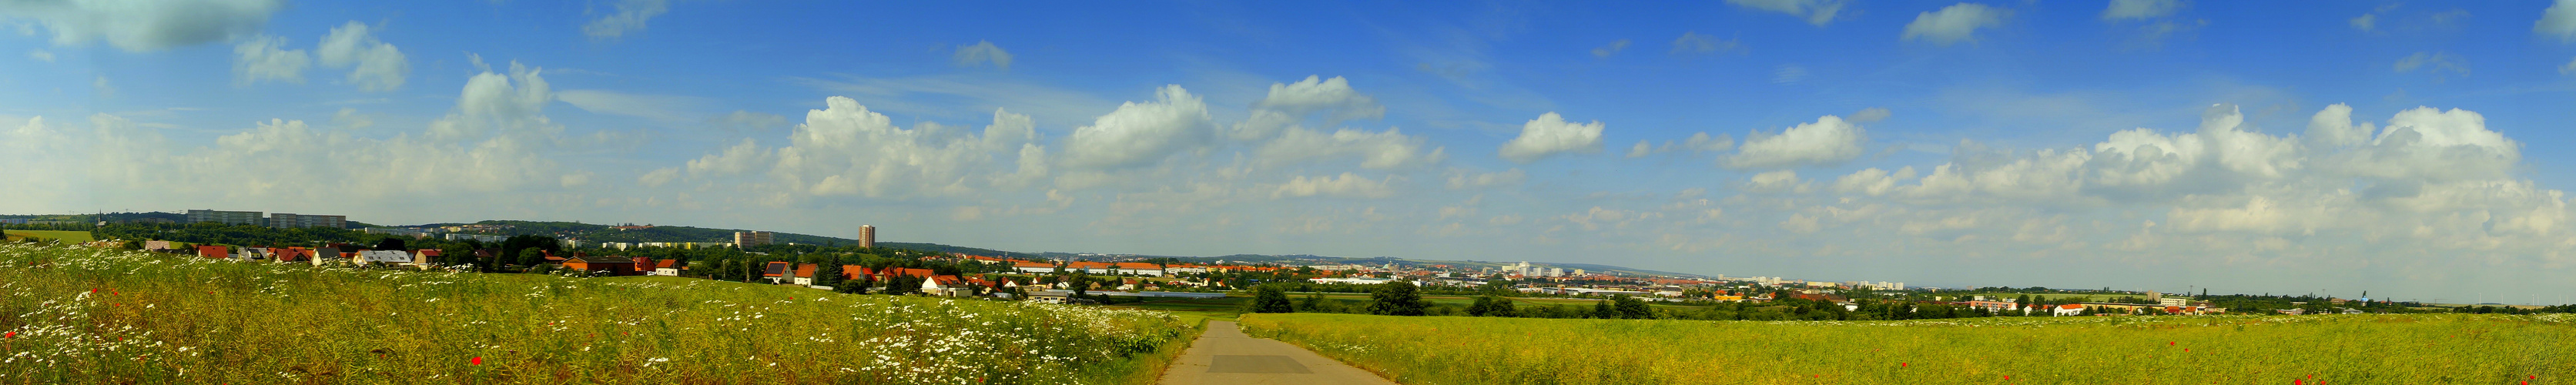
4, 331, 14, 338
472, 357, 483, 365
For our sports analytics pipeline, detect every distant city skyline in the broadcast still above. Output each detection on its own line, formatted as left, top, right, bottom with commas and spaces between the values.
7, 1, 2576, 304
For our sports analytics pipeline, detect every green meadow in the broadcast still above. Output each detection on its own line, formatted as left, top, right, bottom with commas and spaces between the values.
0, 230, 95, 243
1241, 312, 2576, 384
0, 243, 1194, 384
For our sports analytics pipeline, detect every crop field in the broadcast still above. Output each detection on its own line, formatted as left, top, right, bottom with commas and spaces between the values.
1241, 313, 2576, 384
0, 243, 1192, 384
0, 230, 94, 244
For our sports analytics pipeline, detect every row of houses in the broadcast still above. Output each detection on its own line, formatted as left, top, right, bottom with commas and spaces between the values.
762, 262, 1023, 297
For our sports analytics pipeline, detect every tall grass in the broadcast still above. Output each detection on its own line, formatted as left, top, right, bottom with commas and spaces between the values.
0, 243, 1189, 384
1241, 312, 2576, 384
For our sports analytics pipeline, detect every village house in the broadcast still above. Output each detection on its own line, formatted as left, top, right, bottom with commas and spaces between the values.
792, 263, 819, 286
652, 259, 680, 276
563, 256, 638, 276
762, 261, 791, 283
2052, 303, 2087, 316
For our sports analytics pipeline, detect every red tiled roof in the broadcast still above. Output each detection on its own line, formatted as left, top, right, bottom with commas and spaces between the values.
794, 263, 818, 278
655, 259, 677, 268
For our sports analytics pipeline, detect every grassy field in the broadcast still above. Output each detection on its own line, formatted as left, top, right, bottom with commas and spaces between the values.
1241, 313, 2576, 384
0, 243, 1193, 384
0, 230, 95, 243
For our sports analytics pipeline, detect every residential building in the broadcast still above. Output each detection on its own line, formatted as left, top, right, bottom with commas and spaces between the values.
733, 231, 774, 247
266, 213, 347, 229
186, 209, 263, 226
762, 261, 792, 283
652, 259, 680, 276
858, 225, 876, 248
1113, 263, 1165, 276
792, 263, 819, 286
1012, 261, 1057, 274
2052, 304, 2087, 316
196, 245, 229, 259
564, 256, 638, 276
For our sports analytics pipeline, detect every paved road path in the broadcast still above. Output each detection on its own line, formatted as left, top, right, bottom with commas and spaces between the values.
1159, 320, 1398, 385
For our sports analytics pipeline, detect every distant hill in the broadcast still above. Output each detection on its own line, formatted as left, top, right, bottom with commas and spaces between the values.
406, 220, 1037, 258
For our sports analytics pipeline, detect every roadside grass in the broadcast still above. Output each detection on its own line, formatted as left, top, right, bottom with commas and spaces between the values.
1241, 313, 2576, 384
0, 230, 95, 244
0, 243, 1191, 384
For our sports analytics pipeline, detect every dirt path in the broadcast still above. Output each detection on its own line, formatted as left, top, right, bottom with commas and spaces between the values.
1158, 320, 1398, 385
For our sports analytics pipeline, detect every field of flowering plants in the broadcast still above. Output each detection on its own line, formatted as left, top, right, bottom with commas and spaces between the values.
1241, 311, 2576, 384
0, 243, 1192, 384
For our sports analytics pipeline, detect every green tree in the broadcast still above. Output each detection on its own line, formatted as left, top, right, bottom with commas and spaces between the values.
1468, 296, 1518, 317
1367, 281, 1428, 316
1613, 295, 1653, 320
1248, 285, 1295, 313
517, 249, 545, 268
1592, 300, 1618, 319
1297, 293, 1331, 312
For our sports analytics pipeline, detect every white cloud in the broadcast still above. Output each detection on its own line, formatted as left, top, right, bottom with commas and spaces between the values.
1445, 168, 1526, 189
27, 49, 55, 62
1591, 39, 1631, 58
2101, 0, 2182, 20
1832, 166, 1917, 196
1741, 170, 1812, 194
1498, 112, 1605, 163
317, 22, 409, 92
679, 99, 1047, 200
1724, 115, 1866, 169
2350, 14, 2377, 32
1902, 3, 2008, 46
2541, 0, 2576, 42
232, 35, 308, 85
1272, 172, 1397, 199
1251, 75, 1385, 126
1724, 0, 1847, 26
2393, 52, 2469, 77
584, 0, 671, 39
953, 40, 1013, 70
1063, 85, 1214, 169
2303, 103, 2374, 148
1255, 127, 1439, 169
0, 0, 283, 51
1669, 32, 1741, 55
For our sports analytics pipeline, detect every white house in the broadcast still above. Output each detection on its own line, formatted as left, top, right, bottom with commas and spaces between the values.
2052, 304, 2085, 316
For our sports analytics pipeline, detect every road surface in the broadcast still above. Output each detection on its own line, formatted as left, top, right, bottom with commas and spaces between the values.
1159, 320, 1399, 385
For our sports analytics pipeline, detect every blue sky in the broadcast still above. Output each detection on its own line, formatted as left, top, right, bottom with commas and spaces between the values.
8, 0, 2576, 303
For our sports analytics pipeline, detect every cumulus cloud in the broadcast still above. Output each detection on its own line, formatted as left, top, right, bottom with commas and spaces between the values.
1498, 112, 1605, 163
2101, 0, 2182, 20
0, 0, 283, 51
1255, 127, 1439, 169
1669, 32, 1742, 55
677, 99, 1045, 200
1741, 170, 1812, 194
232, 35, 309, 85
1251, 75, 1384, 126
953, 40, 1013, 70
1724, 115, 1866, 169
1902, 3, 2008, 46
1064, 85, 1214, 169
1832, 166, 1918, 196
1725, 0, 1847, 26
1591, 39, 1631, 58
317, 22, 410, 92
2542, 0, 2576, 42
584, 0, 671, 39
1272, 172, 1397, 199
